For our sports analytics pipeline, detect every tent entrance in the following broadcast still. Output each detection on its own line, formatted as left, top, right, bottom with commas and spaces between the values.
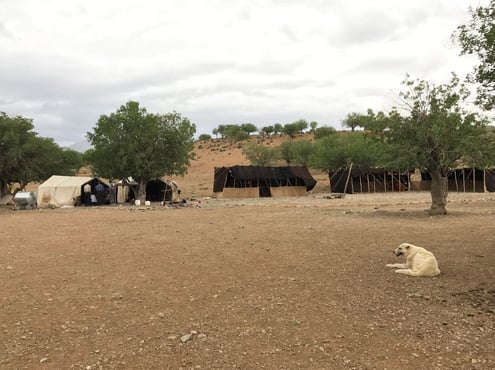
259, 180, 271, 197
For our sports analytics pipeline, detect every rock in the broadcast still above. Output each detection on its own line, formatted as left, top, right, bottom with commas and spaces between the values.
180, 333, 193, 343
407, 293, 423, 299
40, 357, 49, 363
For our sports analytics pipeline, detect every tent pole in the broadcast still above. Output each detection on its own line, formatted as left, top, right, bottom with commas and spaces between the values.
473, 167, 476, 192
343, 163, 353, 194
484, 168, 487, 193
454, 170, 459, 192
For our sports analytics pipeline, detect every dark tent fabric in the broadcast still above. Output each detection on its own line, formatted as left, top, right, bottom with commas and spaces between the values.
486, 169, 495, 192
330, 168, 409, 194
214, 166, 317, 192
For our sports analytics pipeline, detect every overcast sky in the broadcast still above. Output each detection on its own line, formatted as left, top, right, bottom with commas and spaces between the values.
0, 0, 484, 147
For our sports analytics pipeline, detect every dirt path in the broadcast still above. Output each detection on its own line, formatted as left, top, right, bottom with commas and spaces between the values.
1, 192, 494, 369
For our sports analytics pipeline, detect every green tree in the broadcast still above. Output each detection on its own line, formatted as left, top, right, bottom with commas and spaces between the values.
240, 123, 258, 136
381, 75, 494, 215
260, 125, 274, 136
86, 101, 196, 202
454, 0, 495, 110
273, 123, 283, 135
309, 120, 318, 133
309, 132, 380, 187
282, 122, 300, 138
341, 112, 363, 131
198, 134, 212, 141
224, 124, 249, 145
293, 119, 309, 133
241, 142, 277, 166
279, 141, 314, 166
0, 112, 81, 196
216, 125, 227, 139
313, 126, 337, 140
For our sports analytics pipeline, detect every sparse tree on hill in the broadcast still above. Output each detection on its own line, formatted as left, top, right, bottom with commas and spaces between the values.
309, 121, 318, 133
313, 126, 337, 140
341, 112, 366, 131
282, 122, 300, 138
261, 125, 274, 137
273, 123, 283, 135
224, 124, 249, 145
240, 123, 258, 136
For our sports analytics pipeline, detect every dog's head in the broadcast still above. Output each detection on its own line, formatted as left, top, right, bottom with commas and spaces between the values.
393, 243, 412, 257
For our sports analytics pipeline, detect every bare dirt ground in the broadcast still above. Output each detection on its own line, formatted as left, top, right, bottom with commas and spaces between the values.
1, 192, 494, 370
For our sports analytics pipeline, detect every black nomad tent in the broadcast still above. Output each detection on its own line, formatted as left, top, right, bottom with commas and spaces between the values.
329, 168, 409, 194
410, 168, 495, 192
213, 166, 317, 198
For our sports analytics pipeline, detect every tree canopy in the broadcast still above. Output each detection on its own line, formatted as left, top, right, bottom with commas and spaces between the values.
309, 131, 380, 175
86, 101, 196, 202
454, 0, 495, 110
0, 112, 82, 197
371, 75, 494, 214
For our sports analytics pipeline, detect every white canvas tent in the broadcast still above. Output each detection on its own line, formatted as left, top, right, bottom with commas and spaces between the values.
37, 175, 108, 208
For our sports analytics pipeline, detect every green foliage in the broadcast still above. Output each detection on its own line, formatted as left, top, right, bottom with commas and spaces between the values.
198, 134, 212, 141
241, 142, 277, 166
313, 126, 337, 140
240, 123, 258, 135
279, 141, 314, 166
223, 124, 249, 143
341, 112, 365, 131
309, 132, 380, 173
283, 119, 308, 137
0, 112, 82, 194
454, 0, 495, 110
309, 121, 318, 132
86, 101, 196, 200
282, 123, 299, 138
260, 125, 274, 136
273, 123, 283, 134
385, 74, 492, 174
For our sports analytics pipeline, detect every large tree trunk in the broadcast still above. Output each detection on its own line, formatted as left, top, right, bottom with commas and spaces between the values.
429, 170, 448, 215
137, 179, 147, 203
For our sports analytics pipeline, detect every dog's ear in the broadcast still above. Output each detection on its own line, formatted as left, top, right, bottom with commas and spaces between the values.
405, 245, 410, 250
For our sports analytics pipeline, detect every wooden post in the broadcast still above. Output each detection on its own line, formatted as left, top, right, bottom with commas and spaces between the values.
343, 163, 353, 194
484, 168, 487, 193
473, 167, 476, 192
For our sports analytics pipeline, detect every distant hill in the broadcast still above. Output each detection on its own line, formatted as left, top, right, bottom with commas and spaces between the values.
68, 140, 92, 153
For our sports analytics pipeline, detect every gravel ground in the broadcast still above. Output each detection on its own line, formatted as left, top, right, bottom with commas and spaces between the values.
1, 192, 494, 369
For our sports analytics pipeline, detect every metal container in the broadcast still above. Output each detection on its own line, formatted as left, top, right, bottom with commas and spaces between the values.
14, 191, 37, 210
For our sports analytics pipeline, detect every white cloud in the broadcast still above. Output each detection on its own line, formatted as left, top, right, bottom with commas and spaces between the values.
0, 0, 483, 146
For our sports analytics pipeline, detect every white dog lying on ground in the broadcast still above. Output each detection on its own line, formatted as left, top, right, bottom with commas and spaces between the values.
386, 243, 441, 277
